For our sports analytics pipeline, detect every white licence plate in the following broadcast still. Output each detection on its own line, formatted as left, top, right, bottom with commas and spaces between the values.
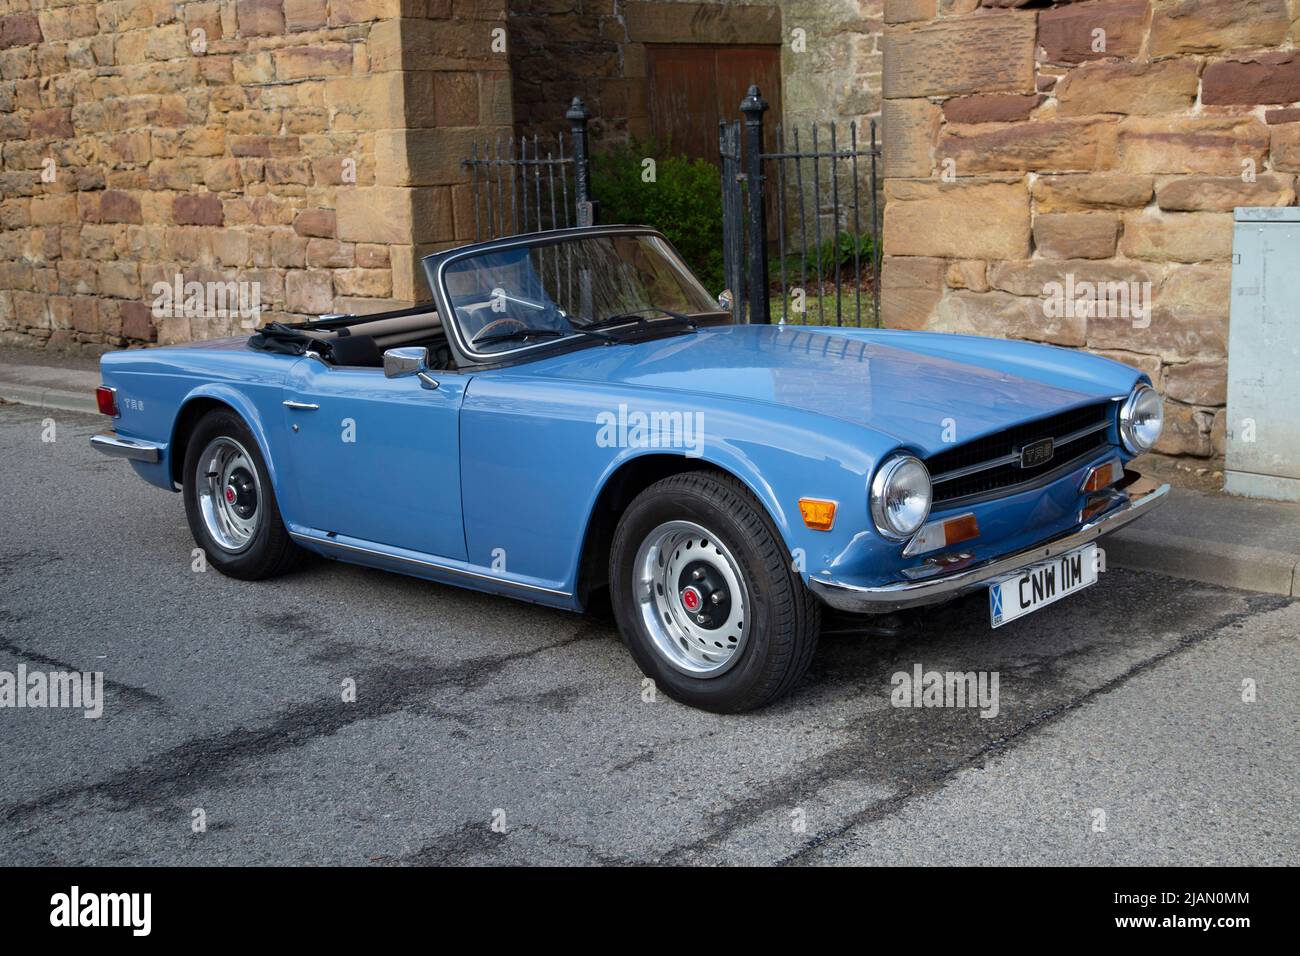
989, 543, 1098, 628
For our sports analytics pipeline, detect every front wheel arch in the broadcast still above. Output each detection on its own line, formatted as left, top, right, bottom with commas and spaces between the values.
575, 453, 792, 610
607, 469, 821, 711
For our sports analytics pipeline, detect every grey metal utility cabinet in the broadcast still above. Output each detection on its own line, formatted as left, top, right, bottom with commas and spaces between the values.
1226, 207, 1300, 502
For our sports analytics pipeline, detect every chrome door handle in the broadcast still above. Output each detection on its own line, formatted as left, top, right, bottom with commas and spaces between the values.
282, 400, 320, 410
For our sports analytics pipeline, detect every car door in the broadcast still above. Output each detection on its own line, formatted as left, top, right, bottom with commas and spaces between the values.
280, 356, 468, 560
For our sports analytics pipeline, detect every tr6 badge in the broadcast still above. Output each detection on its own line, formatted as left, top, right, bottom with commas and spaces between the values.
1018, 437, 1054, 469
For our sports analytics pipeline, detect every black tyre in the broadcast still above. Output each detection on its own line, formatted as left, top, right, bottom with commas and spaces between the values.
182, 408, 303, 580
609, 471, 821, 712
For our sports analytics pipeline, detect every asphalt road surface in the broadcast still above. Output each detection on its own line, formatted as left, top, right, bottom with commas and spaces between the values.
1, 402, 1296, 865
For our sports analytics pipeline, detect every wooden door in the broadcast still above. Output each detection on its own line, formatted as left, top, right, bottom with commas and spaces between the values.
646, 44, 783, 164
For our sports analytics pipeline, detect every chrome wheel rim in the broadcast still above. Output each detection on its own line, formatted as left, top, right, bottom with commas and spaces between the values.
195, 436, 261, 553
634, 520, 750, 678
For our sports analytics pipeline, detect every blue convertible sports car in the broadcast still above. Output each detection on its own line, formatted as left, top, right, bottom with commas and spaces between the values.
92, 225, 1168, 712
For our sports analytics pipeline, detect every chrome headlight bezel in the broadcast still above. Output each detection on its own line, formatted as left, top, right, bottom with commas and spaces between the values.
870, 454, 933, 542
1119, 384, 1164, 454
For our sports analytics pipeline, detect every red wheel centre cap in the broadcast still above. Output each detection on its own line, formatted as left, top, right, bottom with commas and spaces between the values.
681, 586, 702, 613
225, 485, 237, 504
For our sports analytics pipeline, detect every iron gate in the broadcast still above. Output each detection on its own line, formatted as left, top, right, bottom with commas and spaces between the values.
719, 119, 746, 325
460, 88, 880, 328
721, 85, 881, 327
461, 98, 596, 242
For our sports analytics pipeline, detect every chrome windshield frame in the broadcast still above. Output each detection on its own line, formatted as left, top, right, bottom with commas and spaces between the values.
424, 225, 718, 366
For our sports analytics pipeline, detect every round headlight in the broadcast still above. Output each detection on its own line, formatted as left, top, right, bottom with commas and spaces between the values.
870, 455, 932, 542
1120, 384, 1164, 454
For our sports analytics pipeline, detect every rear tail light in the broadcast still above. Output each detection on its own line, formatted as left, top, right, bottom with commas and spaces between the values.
95, 385, 119, 417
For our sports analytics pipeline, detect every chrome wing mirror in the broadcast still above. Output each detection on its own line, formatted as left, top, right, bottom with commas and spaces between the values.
383, 346, 438, 389
717, 289, 733, 312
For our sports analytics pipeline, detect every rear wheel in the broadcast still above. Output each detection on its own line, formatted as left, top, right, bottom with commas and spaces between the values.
609, 471, 820, 712
182, 408, 303, 580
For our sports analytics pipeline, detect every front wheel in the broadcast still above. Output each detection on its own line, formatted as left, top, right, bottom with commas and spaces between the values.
182, 408, 303, 580
609, 471, 820, 712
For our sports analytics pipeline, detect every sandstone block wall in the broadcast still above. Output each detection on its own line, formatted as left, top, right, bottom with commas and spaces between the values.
881, 0, 1300, 481
0, 0, 511, 350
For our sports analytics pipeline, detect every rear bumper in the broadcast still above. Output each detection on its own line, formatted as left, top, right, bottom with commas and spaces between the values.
90, 433, 162, 463
808, 480, 1170, 614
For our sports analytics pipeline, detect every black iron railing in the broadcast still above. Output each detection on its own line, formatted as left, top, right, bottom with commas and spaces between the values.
721, 85, 881, 327
719, 120, 745, 326
462, 97, 595, 242
461, 89, 881, 328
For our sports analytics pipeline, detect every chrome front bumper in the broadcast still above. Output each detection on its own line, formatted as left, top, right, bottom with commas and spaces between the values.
808, 482, 1171, 614
90, 433, 162, 463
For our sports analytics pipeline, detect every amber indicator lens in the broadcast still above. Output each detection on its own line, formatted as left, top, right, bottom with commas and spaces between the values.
942, 513, 980, 546
798, 498, 837, 531
1083, 459, 1122, 493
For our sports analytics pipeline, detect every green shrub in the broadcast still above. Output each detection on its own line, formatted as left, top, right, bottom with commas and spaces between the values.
591, 140, 726, 293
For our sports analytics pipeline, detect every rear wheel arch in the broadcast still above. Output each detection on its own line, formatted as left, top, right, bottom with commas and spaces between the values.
170, 397, 237, 487
180, 406, 304, 580
170, 394, 280, 495
575, 453, 791, 608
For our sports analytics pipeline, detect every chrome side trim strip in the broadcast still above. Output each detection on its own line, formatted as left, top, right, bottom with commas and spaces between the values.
931, 417, 1113, 485
808, 482, 1170, 614
288, 531, 572, 598
90, 433, 162, 463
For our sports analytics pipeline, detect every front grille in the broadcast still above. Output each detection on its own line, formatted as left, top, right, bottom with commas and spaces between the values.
927, 402, 1114, 504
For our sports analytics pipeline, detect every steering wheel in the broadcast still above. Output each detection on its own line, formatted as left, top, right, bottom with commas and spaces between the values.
471, 316, 528, 344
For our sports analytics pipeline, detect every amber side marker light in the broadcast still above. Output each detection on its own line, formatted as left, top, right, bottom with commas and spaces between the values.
798, 498, 837, 531
95, 385, 118, 417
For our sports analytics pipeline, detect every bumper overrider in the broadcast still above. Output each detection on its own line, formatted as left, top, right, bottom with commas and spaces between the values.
808, 479, 1170, 614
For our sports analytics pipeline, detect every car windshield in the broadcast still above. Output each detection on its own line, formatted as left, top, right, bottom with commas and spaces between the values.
439, 233, 723, 355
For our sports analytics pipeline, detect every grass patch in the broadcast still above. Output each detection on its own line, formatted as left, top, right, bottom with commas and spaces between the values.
766, 290, 879, 327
